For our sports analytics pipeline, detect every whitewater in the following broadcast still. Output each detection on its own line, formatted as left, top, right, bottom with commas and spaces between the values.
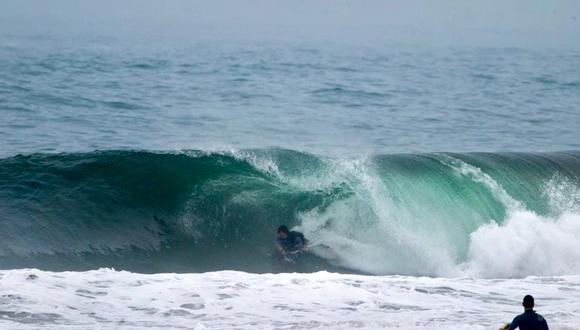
1, 269, 579, 330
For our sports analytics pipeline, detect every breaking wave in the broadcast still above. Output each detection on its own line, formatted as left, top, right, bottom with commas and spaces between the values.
1, 149, 579, 278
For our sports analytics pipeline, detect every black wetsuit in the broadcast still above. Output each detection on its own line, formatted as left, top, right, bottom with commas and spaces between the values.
508, 310, 549, 330
277, 231, 306, 253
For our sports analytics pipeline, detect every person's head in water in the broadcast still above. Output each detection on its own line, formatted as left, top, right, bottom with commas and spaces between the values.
277, 225, 289, 240
523, 295, 534, 310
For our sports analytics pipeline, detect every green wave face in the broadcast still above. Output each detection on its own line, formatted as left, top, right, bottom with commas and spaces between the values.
0, 150, 579, 276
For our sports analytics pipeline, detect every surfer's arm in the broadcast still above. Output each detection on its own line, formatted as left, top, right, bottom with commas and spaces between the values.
507, 316, 520, 330
275, 241, 287, 255
294, 238, 306, 251
540, 318, 549, 330
296, 234, 308, 251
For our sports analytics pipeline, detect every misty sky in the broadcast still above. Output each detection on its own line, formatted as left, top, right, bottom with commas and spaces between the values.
1, 0, 579, 48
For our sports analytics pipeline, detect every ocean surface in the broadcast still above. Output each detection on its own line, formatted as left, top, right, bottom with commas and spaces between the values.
1, 34, 580, 329
2, 36, 580, 157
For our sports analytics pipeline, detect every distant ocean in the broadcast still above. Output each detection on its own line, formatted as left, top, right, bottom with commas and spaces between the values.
1, 34, 580, 329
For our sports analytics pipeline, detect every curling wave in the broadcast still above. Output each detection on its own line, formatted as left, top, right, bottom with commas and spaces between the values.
0, 149, 579, 277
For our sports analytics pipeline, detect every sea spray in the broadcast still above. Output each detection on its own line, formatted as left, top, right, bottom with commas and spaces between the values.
466, 210, 580, 277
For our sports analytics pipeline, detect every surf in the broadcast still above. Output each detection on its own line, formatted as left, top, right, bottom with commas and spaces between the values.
0, 149, 579, 277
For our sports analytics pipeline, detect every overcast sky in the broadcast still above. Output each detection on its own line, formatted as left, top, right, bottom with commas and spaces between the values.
1, 0, 579, 48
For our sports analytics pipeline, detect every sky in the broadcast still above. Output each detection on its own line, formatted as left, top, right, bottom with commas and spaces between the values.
1, 0, 579, 48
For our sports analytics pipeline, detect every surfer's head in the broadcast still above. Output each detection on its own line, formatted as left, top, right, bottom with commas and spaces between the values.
277, 225, 289, 239
523, 295, 534, 309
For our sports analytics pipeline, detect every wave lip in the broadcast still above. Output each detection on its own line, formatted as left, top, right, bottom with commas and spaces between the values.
0, 149, 579, 277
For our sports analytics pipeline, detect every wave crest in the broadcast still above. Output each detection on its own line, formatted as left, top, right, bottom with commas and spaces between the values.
0, 149, 579, 277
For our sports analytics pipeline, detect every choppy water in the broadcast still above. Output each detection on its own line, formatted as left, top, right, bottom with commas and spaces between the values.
1, 36, 580, 157
1, 33, 580, 329
1, 269, 579, 330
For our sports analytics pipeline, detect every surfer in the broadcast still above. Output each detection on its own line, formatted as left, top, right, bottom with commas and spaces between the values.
502, 295, 549, 330
275, 225, 307, 259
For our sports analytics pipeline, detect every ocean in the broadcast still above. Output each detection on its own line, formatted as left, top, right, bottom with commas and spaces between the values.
1, 33, 580, 329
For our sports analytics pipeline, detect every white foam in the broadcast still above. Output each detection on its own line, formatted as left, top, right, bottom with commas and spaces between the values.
465, 210, 580, 278
0, 269, 578, 329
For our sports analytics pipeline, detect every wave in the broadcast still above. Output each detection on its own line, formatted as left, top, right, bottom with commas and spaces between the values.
0, 149, 579, 277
